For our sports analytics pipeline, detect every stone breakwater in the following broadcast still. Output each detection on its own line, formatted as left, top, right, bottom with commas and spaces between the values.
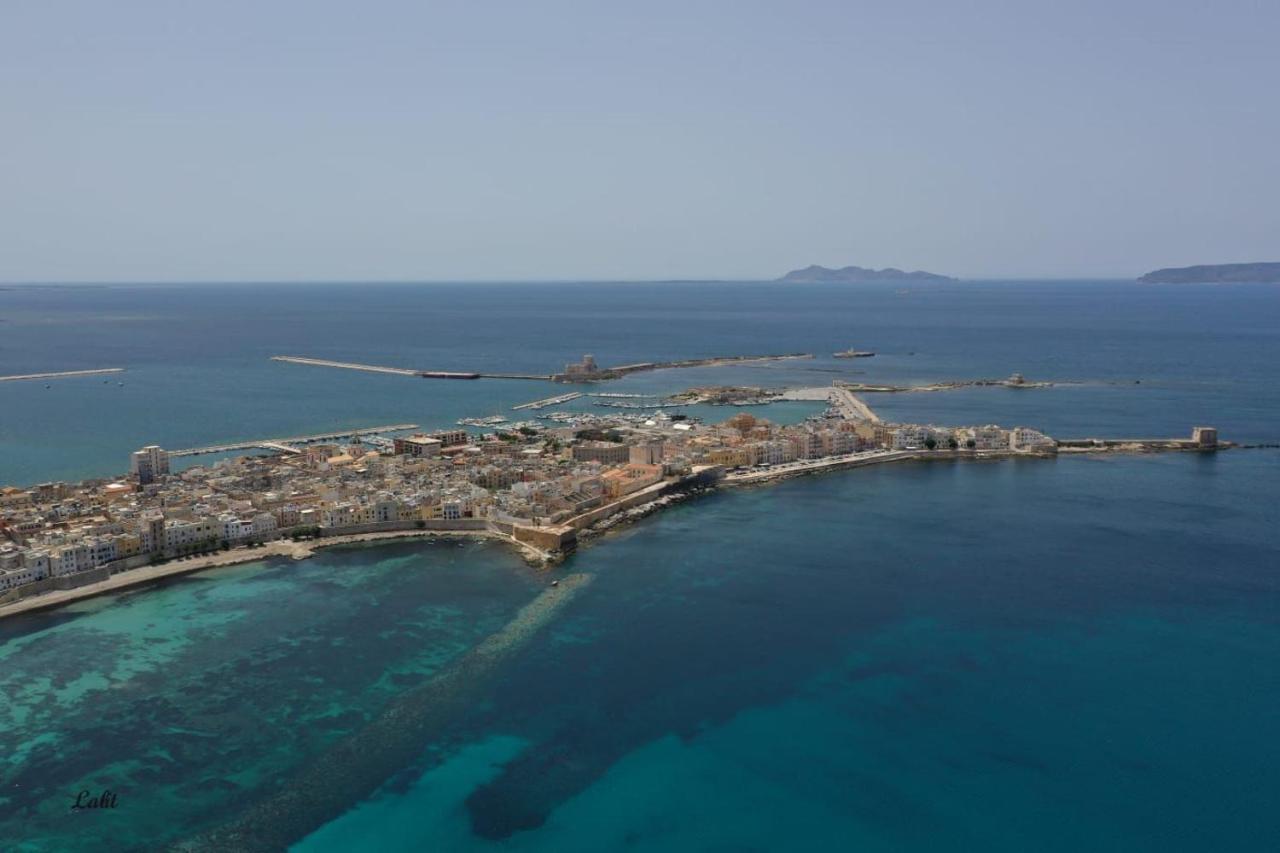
176, 572, 594, 852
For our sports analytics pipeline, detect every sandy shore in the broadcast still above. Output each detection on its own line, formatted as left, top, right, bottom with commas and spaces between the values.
0, 528, 550, 621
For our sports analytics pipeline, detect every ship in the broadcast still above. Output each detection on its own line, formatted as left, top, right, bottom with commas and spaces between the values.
833, 348, 875, 358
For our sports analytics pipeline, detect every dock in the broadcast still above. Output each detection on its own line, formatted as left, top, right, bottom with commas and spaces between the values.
171, 424, 419, 457
779, 385, 881, 423
829, 386, 881, 423
512, 392, 583, 411
0, 368, 125, 383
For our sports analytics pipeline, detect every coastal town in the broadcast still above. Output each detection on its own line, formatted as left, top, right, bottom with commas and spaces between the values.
0, 370, 1223, 610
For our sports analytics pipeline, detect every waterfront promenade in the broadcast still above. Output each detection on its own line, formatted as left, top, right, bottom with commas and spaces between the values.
0, 528, 550, 621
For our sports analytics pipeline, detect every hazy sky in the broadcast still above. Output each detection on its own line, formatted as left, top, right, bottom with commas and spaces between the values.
3, 1, 1277, 281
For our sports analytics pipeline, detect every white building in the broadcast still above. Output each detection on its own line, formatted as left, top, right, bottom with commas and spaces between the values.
1009, 427, 1055, 452
130, 445, 171, 485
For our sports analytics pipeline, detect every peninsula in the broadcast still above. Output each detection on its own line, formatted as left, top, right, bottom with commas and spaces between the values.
1138, 262, 1280, 284
777, 265, 955, 283
0, 374, 1224, 619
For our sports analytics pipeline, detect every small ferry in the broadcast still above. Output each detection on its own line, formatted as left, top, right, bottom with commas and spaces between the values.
833, 348, 875, 359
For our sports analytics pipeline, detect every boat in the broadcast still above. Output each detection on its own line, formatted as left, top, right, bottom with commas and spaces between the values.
833, 348, 875, 358
457, 415, 508, 426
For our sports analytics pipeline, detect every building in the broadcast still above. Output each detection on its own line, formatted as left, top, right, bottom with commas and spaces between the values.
600, 463, 664, 498
1009, 427, 1055, 452
628, 441, 665, 465
394, 435, 443, 458
130, 445, 170, 485
1191, 426, 1218, 448
572, 442, 630, 465
562, 354, 599, 377
430, 429, 470, 448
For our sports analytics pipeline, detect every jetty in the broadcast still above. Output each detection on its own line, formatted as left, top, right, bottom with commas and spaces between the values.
0, 367, 124, 383
170, 424, 418, 457
274, 353, 813, 385
778, 384, 882, 423
512, 392, 583, 411
272, 356, 549, 381
553, 352, 813, 383
271, 356, 418, 376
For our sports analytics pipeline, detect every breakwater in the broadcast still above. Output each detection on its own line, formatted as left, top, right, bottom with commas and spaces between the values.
179, 573, 594, 852
0, 367, 124, 382
273, 353, 812, 385
513, 392, 583, 410
553, 352, 813, 383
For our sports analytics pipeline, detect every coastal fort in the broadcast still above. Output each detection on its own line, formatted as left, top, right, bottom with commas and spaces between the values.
0, 371, 1225, 615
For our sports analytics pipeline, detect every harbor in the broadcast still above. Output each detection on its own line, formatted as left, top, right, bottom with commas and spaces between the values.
512, 392, 583, 411
169, 424, 419, 457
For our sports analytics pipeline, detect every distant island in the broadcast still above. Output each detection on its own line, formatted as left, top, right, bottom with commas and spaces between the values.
777, 264, 955, 283
1138, 262, 1280, 284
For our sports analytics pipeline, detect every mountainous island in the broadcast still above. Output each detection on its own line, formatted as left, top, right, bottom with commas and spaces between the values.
1138, 262, 1280, 283
777, 264, 956, 283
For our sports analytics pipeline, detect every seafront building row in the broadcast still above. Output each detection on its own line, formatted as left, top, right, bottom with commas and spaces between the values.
0, 398, 1218, 597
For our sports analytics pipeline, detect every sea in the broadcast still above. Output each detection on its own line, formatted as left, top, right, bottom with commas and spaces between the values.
1, 280, 1278, 851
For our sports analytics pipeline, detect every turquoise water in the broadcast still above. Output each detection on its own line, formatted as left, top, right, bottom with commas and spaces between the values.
2, 455, 1276, 850
1, 281, 1279, 850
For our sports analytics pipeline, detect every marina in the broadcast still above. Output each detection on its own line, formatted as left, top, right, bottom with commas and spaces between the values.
169, 424, 419, 457
512, 392, 583, 410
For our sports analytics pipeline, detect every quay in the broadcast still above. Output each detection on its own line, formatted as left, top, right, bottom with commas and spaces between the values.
0, 367, 125, 383
170, 424, 419, 457
830, 386, 881, 422
779, 384, 882, 423
513, 392, 583, 411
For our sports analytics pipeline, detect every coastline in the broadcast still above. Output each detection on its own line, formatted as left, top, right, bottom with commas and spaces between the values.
0, 444, 1228, 624
0, 528, 551, 621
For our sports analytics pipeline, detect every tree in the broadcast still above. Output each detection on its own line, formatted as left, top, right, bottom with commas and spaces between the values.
966, 439, 977, 450
924, 437, 937, 450
947, 437, 959, 450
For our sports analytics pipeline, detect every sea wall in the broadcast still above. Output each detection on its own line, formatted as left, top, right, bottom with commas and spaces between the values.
316, 518, 489, 537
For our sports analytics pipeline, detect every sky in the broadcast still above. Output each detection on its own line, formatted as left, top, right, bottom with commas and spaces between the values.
2, 0, 1277, 282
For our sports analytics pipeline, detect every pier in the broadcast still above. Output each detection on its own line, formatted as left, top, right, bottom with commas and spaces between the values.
0, 367, 125, 383
170, 424, 419, 457
274, 353, 812, 385
779, 385, 881, 422
552, 352, 814, 383
512, 392, 583, 411
271, 356, 418, 376
272, 356, 548, 381
830, 386, 881, 423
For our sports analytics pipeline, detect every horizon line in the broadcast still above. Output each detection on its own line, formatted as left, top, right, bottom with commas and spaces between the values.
0, 275, 1152, 286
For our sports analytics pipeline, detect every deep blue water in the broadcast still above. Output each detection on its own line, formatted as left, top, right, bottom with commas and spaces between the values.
1, 281, 1278, 851
2, 280, 1277, 484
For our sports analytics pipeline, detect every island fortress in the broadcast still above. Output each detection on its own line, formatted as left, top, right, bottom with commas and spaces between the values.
0, 383, 1222, 612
